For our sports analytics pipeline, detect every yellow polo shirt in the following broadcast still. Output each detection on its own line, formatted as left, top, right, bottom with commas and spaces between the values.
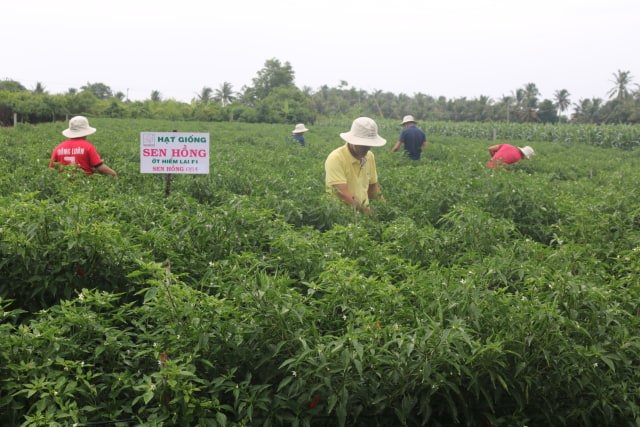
325, 144, 378, 205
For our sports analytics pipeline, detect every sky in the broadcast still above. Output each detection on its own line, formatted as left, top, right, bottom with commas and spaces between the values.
3, 0, 639, 106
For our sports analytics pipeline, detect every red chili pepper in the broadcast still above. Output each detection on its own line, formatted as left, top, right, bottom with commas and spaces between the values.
309, 394, 320, 409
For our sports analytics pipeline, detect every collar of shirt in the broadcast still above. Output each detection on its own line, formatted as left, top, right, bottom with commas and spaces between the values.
343, 143, 369, 168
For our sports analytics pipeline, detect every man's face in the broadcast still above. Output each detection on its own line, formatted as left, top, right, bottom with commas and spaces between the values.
350, 144, 370, 158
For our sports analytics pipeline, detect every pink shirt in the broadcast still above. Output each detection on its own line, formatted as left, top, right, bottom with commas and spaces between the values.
486, 144, 523, 168
50, 139, 103, 174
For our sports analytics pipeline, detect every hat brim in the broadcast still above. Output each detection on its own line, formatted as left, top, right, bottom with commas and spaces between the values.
401, 120, 416, 125
292, 128, 308, 134
519, 146, 535, 159
340, 131, 387, 147
62, 127, 96, 138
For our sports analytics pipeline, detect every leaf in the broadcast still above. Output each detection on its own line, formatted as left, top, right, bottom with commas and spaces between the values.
277, 375, 293, 392
144, 287, 158, 303
216, 412, 227, 427
600, 354, 616, 372
353, 340, 363, 361
327, 394, 338, 413
353, 359, 363, 377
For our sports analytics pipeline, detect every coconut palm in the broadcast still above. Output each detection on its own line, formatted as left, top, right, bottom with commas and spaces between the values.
214, 82, 235, 106
553, 89, 571, 116
522, 83, 540, 122
150, 90, 162, 102
499, 95, 515, 122
523, 83, 540, 108
573, 98, 603, 123
607, 70, 633, 100
32, 82, 46, 94
197, 86, 213, 104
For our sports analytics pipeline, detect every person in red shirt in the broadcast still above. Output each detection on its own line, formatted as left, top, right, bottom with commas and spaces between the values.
486, 144, 535, 168
49, 116, 117, 176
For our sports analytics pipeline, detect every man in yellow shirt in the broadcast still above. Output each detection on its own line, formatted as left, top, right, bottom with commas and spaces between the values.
325, 117, 387, 214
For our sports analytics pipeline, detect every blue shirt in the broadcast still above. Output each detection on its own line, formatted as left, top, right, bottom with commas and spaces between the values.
292, 134, 305, 147
399, 126, 426, 160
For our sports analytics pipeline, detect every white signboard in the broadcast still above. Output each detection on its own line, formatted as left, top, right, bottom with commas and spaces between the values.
140, 132, 210, 174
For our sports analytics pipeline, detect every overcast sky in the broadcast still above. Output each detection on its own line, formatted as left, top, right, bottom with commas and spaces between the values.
3, 0, 639, 106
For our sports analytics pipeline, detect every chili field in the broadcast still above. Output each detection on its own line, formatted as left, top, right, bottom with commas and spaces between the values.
1, 118, 639, 426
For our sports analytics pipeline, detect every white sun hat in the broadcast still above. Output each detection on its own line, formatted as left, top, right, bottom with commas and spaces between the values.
401, 115, 416, 125
340, 117, 387, 147
520, 146, 535, 159
292, 123, 309, 134
62, 116, 96, 138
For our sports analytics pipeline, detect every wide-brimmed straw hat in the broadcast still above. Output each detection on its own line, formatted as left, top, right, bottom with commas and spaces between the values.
292, 123, 309, 134
62, 116, 96, 138
520, 146, 535, 159
340, 117, 387, 147
401, 115, 416, 125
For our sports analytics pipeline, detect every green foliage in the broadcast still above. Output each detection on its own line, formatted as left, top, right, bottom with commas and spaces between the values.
537, 99, 559, 123
248, 58, 296, 101
0, 79, 27, 92
1, 119, 640, 426
257, 86, 315, 124
80, 82, 113, 100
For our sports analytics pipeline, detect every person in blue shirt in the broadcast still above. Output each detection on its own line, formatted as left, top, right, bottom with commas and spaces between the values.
390, 115, 427, 160
290, 123, 309, 146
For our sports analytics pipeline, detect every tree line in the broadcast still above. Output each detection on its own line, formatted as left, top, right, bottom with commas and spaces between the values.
1, 59, 638, 126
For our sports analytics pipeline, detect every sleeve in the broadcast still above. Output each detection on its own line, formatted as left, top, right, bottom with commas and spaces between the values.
325, 151, 347, 186
87, 144, 103, 168
399, 129, 407, 143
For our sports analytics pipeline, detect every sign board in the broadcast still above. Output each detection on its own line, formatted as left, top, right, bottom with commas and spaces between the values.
140, 132, 210, 174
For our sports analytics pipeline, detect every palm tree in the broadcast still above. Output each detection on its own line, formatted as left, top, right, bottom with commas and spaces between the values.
553, 89, 571, 117
150, 90, 162, 102
522, 83, 540, 121
197, 86, 213, 104
499, 95, 515, 122
214, 82, 235, 106
523, 83, 540, 107
32, 82, 46, 94
607, 70, 633, 100
573, 98, 603, 123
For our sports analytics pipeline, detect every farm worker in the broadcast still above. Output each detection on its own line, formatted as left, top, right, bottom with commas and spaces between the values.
390, 115, 427, 160
290, 123, 309, 146
325, 117, 386, 214
49, 116, 117, 176
486, 144, 535, 168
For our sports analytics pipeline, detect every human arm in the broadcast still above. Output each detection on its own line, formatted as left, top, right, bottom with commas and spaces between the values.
390, 140, 402, 152
49, 148, 61, 170
368, 182, 383, 201
488, 144, 501, 156
331, 183, 372, 214
95, 164, 117, 177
